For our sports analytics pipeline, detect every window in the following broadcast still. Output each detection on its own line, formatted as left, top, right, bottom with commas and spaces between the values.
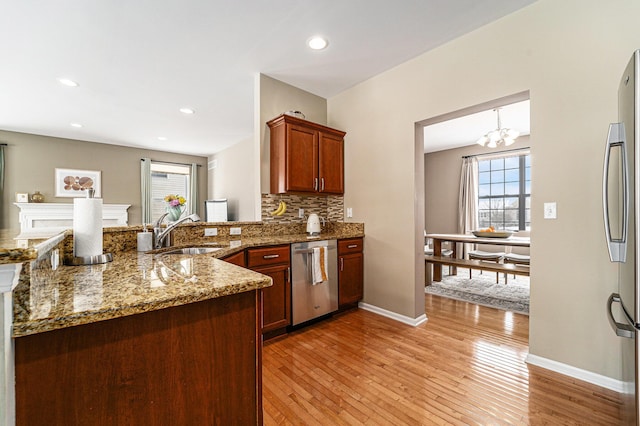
150, 162, 191, 222
478, 153, 531, 230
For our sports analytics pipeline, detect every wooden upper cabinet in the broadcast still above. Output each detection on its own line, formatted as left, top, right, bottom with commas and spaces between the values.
318, 131, 344, 194
286, 124, 318, 193
268, 114, 345, 195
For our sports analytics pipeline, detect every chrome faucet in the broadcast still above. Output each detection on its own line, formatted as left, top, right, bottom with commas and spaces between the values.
154, 213, 201, 249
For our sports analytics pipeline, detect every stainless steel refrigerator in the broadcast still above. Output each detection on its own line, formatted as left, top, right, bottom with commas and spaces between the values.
605, 49, 640, 425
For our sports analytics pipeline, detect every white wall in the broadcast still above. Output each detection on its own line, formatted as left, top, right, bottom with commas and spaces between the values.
329, 0, 640, 380
209, 136, 256, 221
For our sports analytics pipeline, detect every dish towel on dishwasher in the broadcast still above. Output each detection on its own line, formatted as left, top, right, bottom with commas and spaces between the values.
312, 247, 328, 285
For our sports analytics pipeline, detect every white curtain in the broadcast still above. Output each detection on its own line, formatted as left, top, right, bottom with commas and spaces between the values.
140, 158, 152, 224
458, 156, 479, 258
189, 163, 198, 216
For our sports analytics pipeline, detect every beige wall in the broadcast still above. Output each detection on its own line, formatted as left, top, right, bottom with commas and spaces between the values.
329, 0, 640, 380
424, 136, 531, 234
209, 136, 256, 221
1, 130, 208, 230
258, 74, 327, 195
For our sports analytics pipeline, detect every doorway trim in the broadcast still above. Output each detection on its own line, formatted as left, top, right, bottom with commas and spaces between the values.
414, 90, 531, 318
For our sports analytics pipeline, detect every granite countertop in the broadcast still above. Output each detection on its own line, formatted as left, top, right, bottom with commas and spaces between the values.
12, 249, 272, 338
0, 229, 64, 265
11, 227, 364, 338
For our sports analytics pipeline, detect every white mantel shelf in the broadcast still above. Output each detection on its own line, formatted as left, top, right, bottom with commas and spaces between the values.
14, 203, 131, 236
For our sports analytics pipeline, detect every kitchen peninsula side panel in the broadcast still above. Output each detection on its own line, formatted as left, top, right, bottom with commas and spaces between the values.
15, 290, 262, 425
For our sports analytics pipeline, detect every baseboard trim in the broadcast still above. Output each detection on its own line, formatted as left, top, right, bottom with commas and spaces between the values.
358, 302, 428, 327
526, 354, 627, 393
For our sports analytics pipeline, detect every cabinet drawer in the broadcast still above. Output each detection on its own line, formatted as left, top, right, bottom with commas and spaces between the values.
246, 245, 290, 268
338, 238, 363, 254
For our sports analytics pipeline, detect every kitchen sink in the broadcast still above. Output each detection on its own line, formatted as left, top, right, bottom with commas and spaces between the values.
162, 247, 223, 255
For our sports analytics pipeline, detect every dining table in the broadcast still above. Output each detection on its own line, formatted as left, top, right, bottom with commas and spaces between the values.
425, 233, 531, 282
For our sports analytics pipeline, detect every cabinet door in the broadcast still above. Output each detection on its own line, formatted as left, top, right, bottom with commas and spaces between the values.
221, 251, 245, 267
318, 131, 344, 194
286, 124, 318, 192
339, 252, 363, 307
254, 264, 291, 333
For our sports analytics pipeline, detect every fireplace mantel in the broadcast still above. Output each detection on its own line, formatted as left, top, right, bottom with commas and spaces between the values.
13, 203, 131, 237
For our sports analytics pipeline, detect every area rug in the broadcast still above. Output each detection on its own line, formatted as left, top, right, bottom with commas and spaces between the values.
425, 267, 529, 315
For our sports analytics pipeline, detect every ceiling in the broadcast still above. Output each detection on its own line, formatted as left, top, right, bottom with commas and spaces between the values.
0, 0, 536, 157
423, 100, 531, 153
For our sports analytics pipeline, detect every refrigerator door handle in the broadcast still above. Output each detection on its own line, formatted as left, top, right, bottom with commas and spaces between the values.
603, 122, 628, 262
607, 293, 635, 338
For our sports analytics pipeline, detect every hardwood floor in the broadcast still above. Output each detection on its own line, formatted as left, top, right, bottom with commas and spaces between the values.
262, 294, 622, 425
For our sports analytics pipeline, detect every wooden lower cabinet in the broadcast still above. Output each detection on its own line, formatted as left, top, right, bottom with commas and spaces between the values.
253, 264, 290, 334
15, 290, 263, 425
221, 250, 246, 267
246, 245, 291, 337
338, 238, 364, 309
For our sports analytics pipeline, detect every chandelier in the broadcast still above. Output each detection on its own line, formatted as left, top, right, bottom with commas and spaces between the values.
476, 108, 520, 148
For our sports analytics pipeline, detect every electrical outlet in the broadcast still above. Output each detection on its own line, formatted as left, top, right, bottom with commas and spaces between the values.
544, 202, 557, 219
299, 208, 305, 218
230, 227, 242, 235
204, 228, 218, 236
347, 207, 353, 218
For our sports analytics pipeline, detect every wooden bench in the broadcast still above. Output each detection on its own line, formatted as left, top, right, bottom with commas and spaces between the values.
425, 255, 529, 284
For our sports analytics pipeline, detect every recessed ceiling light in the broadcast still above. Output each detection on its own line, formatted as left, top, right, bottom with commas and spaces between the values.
58, 78, 79, 87
179, 107, 195, 115
70, 123, 83, 128
307, 36, 328, 50
157, 136, 167, 141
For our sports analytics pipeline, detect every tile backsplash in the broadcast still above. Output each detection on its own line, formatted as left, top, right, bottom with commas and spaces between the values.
261, 193, 343, 224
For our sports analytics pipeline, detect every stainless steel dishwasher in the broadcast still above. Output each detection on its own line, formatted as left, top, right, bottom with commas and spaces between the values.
290, 239, 338, 326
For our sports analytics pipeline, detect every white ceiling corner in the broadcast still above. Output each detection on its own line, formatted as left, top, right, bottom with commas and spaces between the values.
0, 0, 537, 156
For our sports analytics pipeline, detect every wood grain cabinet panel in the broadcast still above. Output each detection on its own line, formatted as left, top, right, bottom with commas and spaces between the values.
246, 245, 291, 337
15, 291, 263, 425
253, 264, 290, 333
338, 238, 364, 309
221, 250, 246, 267
318, 131, 344, 194
268, 114, 345, 195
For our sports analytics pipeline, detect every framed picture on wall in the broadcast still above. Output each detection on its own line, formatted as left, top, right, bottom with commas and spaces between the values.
54, 168, 102, 197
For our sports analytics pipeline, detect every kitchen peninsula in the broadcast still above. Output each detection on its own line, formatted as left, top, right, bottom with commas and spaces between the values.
1, 220, 364, 425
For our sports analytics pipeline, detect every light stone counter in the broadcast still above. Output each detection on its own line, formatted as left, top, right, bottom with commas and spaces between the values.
0, 230, 54, 265
12, 249, 272, 338
10, 222, 364, 338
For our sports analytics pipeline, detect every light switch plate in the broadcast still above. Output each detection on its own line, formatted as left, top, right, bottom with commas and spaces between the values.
347, 207, 353, 218
204, 228, 218, 236
544, 202, 557, 219
299, 208, 304, 218
230, 227, 242, 235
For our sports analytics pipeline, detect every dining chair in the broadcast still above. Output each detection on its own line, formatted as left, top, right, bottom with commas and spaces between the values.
504, 230, 530, 280
468, 243, 505, 283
